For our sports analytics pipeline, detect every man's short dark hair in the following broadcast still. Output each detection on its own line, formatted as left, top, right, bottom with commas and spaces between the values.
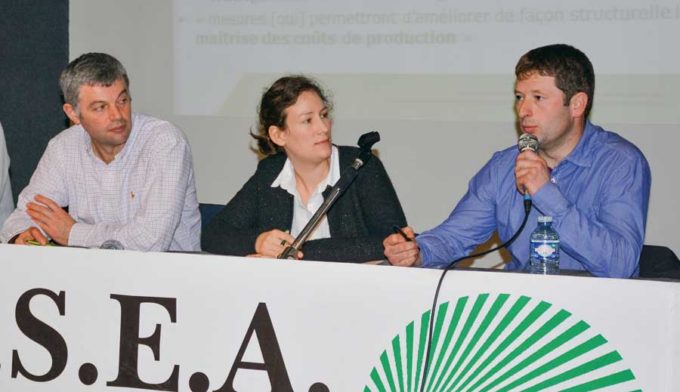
515, 44, 595, 118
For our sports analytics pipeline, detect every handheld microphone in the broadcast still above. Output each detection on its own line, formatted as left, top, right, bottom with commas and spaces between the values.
518, 133, 539, 153
517, 133, 539, 212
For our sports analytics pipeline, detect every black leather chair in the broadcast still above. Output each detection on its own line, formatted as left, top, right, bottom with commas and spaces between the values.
639, 245, 680, 279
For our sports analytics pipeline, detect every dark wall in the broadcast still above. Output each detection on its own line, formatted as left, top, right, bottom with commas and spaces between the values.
0, 0, 69, 201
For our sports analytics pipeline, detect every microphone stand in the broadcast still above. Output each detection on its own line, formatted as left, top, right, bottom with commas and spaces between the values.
278, 132, 380, 259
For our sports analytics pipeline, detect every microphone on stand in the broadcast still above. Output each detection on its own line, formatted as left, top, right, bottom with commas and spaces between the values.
278, 131, 380, 260
517, 133, 539, 213
352, 132, 380, 169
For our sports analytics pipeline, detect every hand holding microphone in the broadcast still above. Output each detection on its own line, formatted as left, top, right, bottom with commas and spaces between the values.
517, 133, 538, 197
515, 134, 550, 208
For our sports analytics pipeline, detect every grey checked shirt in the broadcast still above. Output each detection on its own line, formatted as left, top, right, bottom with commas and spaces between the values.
0, 113, 201, 251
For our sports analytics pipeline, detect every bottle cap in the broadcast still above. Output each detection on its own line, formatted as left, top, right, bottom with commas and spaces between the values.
538, 215, 553, 223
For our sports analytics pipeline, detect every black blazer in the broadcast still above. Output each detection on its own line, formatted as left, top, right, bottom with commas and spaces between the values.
201, 146, 407, 262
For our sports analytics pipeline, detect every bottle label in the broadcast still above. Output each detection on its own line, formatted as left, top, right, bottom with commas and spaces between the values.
536, 243, 555, 258
530, 240, 559, 261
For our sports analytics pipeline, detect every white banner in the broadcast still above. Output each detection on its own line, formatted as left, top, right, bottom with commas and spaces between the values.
0, 245, 678, 391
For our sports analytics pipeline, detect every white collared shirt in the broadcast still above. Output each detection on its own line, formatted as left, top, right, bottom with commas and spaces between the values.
271, 145, 340, 240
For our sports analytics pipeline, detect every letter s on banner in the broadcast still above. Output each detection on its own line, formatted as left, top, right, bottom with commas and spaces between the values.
12, 289, 68, 382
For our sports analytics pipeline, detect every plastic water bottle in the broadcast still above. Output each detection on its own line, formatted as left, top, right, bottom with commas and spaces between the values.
529, 216, 560, 274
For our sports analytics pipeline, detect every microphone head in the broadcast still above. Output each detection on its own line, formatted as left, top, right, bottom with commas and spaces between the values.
357, 131, 380, 151
518, 133, 539, 152
100, 239, 124, 250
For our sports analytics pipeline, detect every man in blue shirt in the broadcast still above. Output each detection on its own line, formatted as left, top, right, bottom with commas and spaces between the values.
384, 44, 651, 278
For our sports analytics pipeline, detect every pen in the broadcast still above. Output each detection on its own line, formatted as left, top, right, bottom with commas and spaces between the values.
26, 240, 54, 246
392, 225, 413, 242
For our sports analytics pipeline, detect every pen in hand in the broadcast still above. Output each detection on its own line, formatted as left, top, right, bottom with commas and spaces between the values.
26, 239, 55, 246
392, 225, 414, 242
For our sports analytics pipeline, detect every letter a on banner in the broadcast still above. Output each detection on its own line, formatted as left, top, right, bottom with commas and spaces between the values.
216, 303, 293, 391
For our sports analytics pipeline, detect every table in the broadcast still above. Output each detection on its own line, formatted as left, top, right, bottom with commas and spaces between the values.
1, 245, 678, 391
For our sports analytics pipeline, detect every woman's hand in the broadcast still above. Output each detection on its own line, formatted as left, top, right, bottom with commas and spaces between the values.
254, 229, 300, 258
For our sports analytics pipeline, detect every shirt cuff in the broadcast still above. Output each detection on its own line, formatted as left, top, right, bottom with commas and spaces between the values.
532, 181, 572, 218
416, 237, 445, 269
68, 222, 92, 248
2, 231, 22, 243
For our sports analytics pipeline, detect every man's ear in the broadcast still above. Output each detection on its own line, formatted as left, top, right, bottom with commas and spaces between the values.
268, 125, 287, 148
63, 103, 80, 125
569, 92, 588, 118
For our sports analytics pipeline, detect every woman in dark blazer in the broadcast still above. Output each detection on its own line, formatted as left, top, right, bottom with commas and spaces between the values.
201, 75, 406, 262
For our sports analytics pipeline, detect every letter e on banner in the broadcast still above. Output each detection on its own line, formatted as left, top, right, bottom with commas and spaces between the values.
107, 294, 179, 391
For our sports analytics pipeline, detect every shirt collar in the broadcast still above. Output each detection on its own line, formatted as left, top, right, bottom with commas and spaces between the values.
559, 120, 598, 168
271, 145, 340, 196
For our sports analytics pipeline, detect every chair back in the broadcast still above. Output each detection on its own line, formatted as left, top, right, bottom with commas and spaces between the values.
639, 245, 680, 279
199, 203, 224, 229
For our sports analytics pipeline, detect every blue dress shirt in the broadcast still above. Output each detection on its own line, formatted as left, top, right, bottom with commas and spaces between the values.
416, 121, 651, 278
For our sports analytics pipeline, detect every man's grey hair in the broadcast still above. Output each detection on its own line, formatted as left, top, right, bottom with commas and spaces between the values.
59, 53, 130, 111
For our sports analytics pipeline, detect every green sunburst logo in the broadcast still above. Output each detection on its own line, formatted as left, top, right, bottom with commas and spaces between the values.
365, 293, 639, 392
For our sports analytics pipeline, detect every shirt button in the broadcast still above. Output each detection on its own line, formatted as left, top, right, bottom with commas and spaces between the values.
550, 177, 557, 184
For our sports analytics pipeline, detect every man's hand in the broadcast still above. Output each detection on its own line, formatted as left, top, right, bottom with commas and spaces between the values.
25, 194, 75, 246
14, 227, 49, 245
383, 226, 421, 266
515, 150, 551, 196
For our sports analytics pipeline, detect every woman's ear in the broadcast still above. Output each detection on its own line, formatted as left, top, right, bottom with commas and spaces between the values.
268, 125, 287, 148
